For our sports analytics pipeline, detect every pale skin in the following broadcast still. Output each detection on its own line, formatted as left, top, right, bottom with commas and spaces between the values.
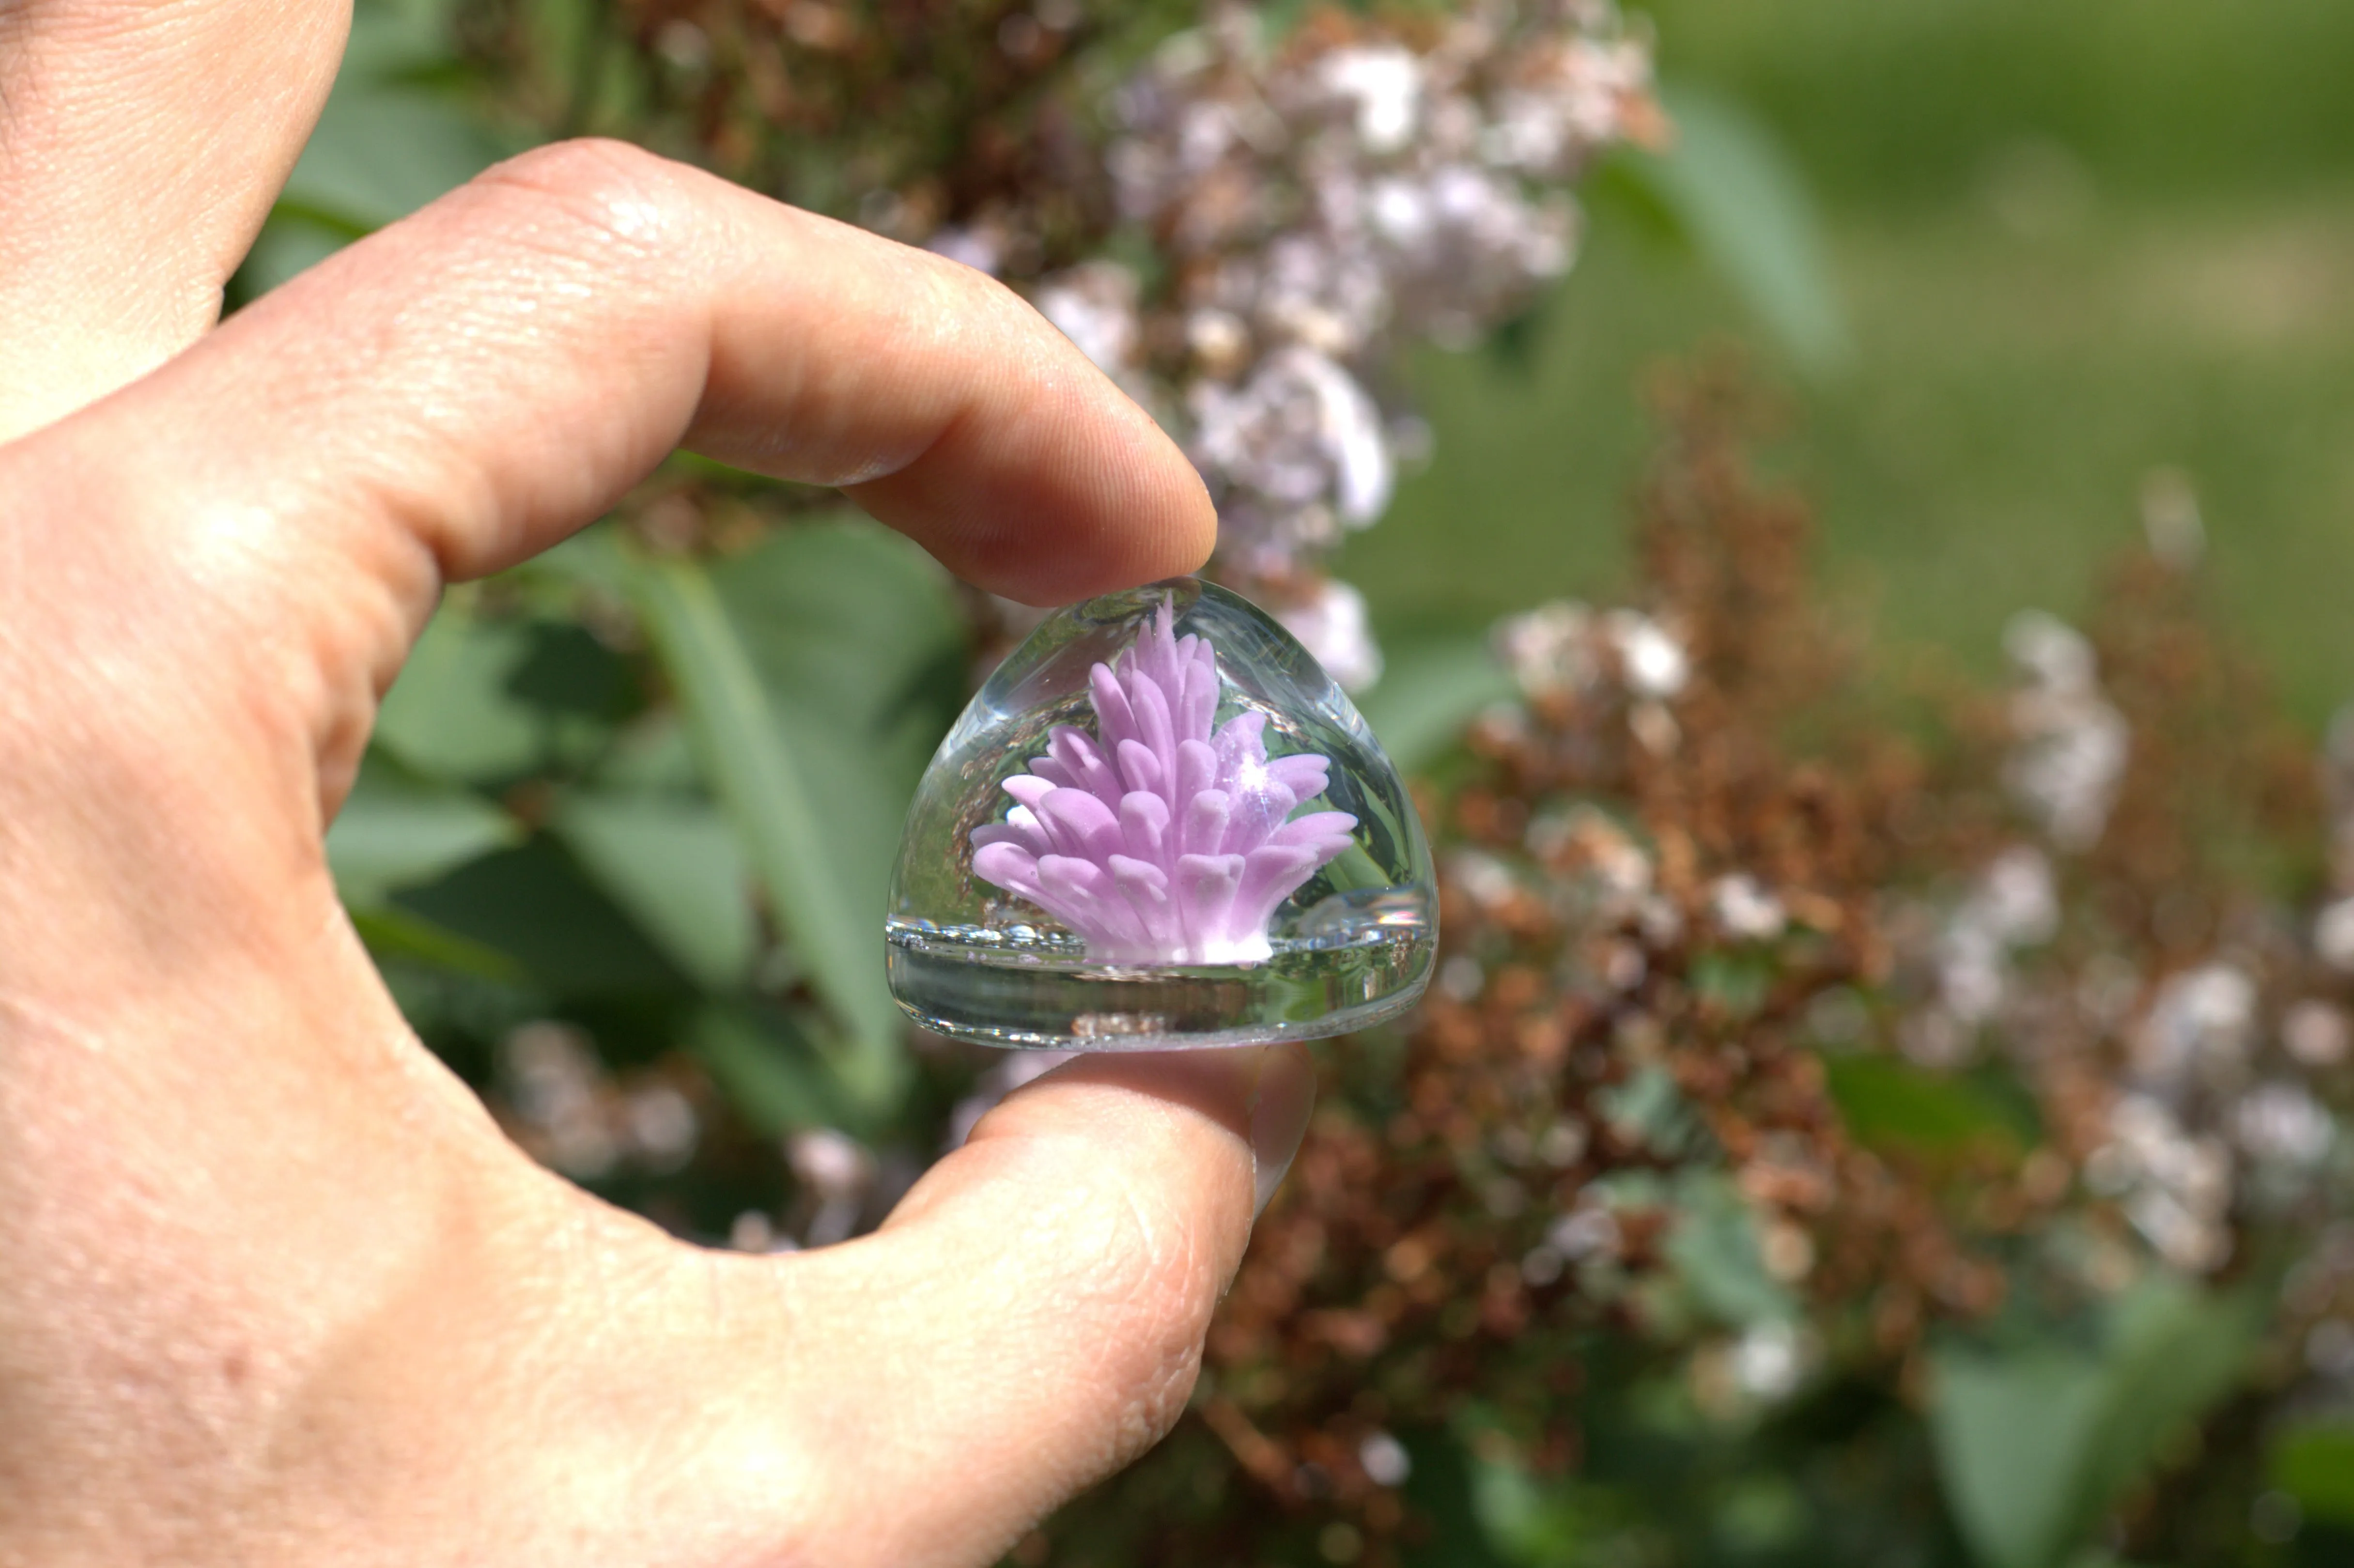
0, 1, 1318, 1562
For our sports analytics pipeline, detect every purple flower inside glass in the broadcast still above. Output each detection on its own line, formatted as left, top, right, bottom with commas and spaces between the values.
971, 602, 1358, 965
886, 577, 1435, 1052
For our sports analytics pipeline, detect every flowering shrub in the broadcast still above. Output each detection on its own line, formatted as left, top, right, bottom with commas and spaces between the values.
444, 0, 1657, 684
267, 2, 2354, 1564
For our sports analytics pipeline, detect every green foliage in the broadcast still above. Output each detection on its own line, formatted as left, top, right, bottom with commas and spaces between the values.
245, 3, 2354, 1564
326, 755, 523, 908
1357, 632, 1518, 775
1932, 1278, 2269, 1568
2269, 1424, 2354, 1528
611, 528, 944, 1112
1617, 81, 1849, 375
1824, 1055, 2033, 1156
239, 0, 510, 294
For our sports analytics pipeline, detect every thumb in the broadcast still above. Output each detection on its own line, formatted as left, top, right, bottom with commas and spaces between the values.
0, 0, 350, 438
706, 1046, 1317, 1568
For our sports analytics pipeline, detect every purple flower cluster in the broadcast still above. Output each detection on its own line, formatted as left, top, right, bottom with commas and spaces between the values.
972, 604, 1357, 964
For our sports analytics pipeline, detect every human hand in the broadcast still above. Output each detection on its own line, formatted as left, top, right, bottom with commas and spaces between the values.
0, 11, 1316, 1565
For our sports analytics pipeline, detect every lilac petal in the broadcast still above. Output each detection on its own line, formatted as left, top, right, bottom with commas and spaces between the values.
1040, 787, 1124, 862
1038, 854, 1139, 948
1175, 738, 1218, 805
1003, 805, 1054, 856
1185, 638, 1220, 741
969, 596, 1359, 963
1182, 787, 1231, 858
1176, 853, 1244, 944
1116, 738, 1163, 794
1108, 854, 1169, 897
1002, 774, 1055, 810
1169, 633, 1213, 744
1109, 854, 1179, 951
1089, 661, 1137, 752
1120, 791, 1171, 860
1047, 724, 1123, 804
1140, 602, 1183, 696
974, 840, 1043, 900
1130, 670, 1176, 775
1234, 842, 1323, 930
1223, 781, 1299, 855
1268, 754, 1331, 800
1213, 709, 1269, 777
1038, 854, 1105, 896
1270, 809, 1357, 849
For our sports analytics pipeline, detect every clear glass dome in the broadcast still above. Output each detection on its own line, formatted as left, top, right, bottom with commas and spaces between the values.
887, 578, 1436, 1050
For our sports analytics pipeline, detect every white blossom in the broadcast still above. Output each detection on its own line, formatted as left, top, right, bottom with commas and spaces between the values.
2004, 610, 2129, 851
1086, 3, 1651, 583
1605, 609, 1689, 699
2284, 999, 2352, 1067
2316, 896, 2354, 972
1274, 576, 1384, 691
2234, 1081, 2336, 1169
1034, 261, 1142, 381
2133, 962, 2259, 1096
1709, 873, 1787, 942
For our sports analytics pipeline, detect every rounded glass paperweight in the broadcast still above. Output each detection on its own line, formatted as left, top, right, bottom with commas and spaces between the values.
887, 578, 1436, 1050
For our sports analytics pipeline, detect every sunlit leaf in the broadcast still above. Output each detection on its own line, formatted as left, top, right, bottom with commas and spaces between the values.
550, 790, 757, 992
1356, 632, 1515, 775
374, 595, 629, 784
1932, 1277, 2265, 1568
391, 836, 684, 995
619, 534, 937, 1110
326, 757, 521, 908
684, 1004, 865, 1137
1824, 1055, 2031, 1155
1619, 81, 1849, 374
2270, 1424, 2354, 1526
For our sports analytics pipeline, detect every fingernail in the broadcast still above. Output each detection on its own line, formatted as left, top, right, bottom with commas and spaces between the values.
1247, 1043, 1316, 1217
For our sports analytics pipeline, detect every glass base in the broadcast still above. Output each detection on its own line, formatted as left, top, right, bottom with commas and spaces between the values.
886, 916, 1433, 1051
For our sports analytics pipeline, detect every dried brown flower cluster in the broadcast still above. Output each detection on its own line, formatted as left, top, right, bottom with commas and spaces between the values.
1014, 366, 2354, 1564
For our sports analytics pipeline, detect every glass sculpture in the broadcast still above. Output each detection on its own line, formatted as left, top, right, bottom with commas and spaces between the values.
887, 578, 1435, 1050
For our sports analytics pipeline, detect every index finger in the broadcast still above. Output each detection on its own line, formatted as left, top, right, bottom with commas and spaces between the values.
19, 137, 1213, 628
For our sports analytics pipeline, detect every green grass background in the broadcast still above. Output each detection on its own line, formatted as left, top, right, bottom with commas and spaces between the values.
1343, 0, 2354, 726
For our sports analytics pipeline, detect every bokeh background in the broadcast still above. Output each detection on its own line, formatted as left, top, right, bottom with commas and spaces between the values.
1359, 0, 2354, 726
242, 2, 2354, 1565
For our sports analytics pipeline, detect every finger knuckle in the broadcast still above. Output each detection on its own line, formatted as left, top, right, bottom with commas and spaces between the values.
472, 138, 694, 263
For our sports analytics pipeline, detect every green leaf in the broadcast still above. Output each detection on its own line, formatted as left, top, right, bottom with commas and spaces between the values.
705, 521, 969, 914
2271, 1424, 2354, 1526
1824, 1055, 2030, 1155
1400, 1428, 1516, 1568
1660, 1170, 1796, 1328
1355, 632, 1516, 775
1934, 1350, 2110, 1568
684, 1004, 865, 1137
391, 835, 685, 995
1932, 1277, 2266, 1568
549, 790, 757, 992
239, 0, 513, 294
1621, 81, 1849, 375
374, 595, 628, 784
619, 532, 945, 1110
348, 903, 525, 981
326, 758, 521, 908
